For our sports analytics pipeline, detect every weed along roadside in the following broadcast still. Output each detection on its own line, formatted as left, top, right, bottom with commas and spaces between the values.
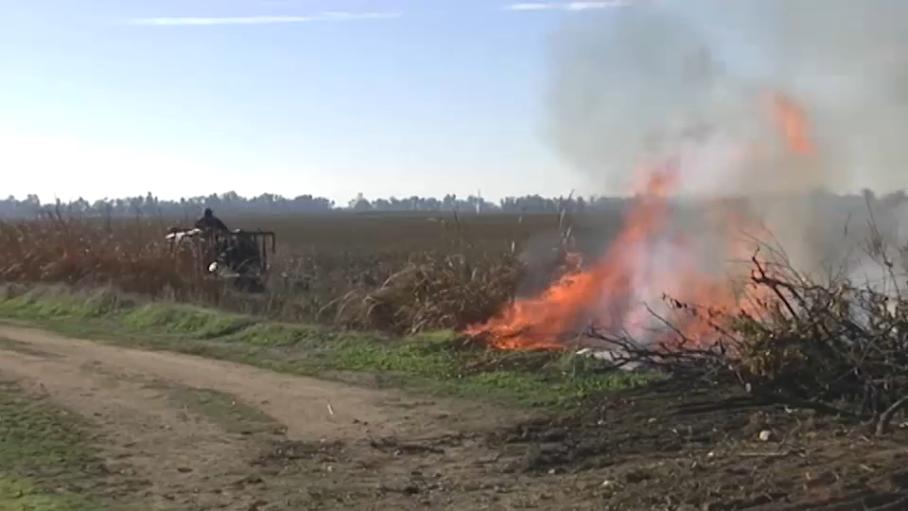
0, 285, 651, 408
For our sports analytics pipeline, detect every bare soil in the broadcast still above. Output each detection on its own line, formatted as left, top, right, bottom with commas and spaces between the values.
0, 324, 906, 510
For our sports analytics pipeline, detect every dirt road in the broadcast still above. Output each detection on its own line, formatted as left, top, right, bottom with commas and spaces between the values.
2, 325, 907, 511
0, 325, 596, 510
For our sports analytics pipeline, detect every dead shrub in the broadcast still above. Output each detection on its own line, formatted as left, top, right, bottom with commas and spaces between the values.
328, 252, 522, 334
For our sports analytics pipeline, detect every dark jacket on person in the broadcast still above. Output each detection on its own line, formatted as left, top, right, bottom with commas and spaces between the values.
195, 209, 229, 232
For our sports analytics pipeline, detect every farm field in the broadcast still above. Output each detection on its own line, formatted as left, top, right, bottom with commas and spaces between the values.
0, 211, 627, 332
1, 208, 908, 510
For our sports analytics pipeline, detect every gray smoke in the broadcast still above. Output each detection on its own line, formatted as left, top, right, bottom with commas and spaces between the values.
548, 0, 908, 193
547, 0, 908, 275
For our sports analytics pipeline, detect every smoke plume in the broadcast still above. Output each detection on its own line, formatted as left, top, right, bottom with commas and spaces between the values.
547, 0, 908, 273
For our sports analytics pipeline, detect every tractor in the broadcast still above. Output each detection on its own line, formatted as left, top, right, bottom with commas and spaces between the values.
166, 226, 277, 292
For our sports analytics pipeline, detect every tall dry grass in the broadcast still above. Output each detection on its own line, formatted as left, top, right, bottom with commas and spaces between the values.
0, 214, 533, 333
0, 216, 215, 300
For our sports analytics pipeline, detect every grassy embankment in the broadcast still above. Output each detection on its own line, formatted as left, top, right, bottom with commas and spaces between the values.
0, 286, 652, 408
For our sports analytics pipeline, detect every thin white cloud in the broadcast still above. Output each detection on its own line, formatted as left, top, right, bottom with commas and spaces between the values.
130, 11, 401, 26
507, 2, 554, 10
506, 1, 624, 11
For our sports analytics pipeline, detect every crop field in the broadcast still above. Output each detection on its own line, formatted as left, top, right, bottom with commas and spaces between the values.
0, 211, 628, 334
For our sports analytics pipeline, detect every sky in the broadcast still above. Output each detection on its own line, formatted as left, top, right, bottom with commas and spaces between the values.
0, 0, 622, 205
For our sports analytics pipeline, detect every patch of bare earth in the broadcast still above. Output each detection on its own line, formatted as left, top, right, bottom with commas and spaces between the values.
491, 385, 908, 510
0, 325, 906, 510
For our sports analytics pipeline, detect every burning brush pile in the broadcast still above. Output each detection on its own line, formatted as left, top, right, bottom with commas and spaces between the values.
467, 178, 908, 434
464, 98, 908, 431
464, 0, 908, 432
468, 135, 908, 433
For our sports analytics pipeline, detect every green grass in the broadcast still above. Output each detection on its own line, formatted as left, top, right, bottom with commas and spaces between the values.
0, 381, 109, 511
0, 286, 655, 407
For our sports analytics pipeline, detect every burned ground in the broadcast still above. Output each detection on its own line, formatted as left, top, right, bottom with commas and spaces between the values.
492, 383, 908, 510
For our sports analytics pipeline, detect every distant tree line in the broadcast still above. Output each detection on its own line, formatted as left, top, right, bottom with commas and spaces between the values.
0, 191, 631, 218
1, 188, 905, 219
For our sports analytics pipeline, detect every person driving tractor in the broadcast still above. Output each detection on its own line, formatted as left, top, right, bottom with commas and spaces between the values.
195, 208, 229, 233
167, 210, 274, 293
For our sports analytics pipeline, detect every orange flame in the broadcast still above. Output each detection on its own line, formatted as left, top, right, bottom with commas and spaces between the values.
466, 165, 682, 349
469, 90, 811, 351
467, 195, 769, 350
770, 92, 815, 155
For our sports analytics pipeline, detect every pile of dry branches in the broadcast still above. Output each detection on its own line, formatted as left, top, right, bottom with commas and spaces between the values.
589, 241, 908, 435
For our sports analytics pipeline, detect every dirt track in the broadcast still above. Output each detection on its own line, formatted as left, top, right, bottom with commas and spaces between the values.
1, 325, 907, 511
0, 325, 589, 510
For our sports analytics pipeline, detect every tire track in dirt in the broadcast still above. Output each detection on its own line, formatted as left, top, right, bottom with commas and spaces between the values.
0, 326, 511, 441
0, 325, 579, 511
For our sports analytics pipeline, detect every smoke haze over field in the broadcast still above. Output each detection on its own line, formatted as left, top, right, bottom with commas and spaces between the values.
548, 0, 908, 197
547, 0, 908, 274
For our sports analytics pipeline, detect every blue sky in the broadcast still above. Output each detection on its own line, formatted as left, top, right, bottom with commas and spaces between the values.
0, 0, 621, 204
